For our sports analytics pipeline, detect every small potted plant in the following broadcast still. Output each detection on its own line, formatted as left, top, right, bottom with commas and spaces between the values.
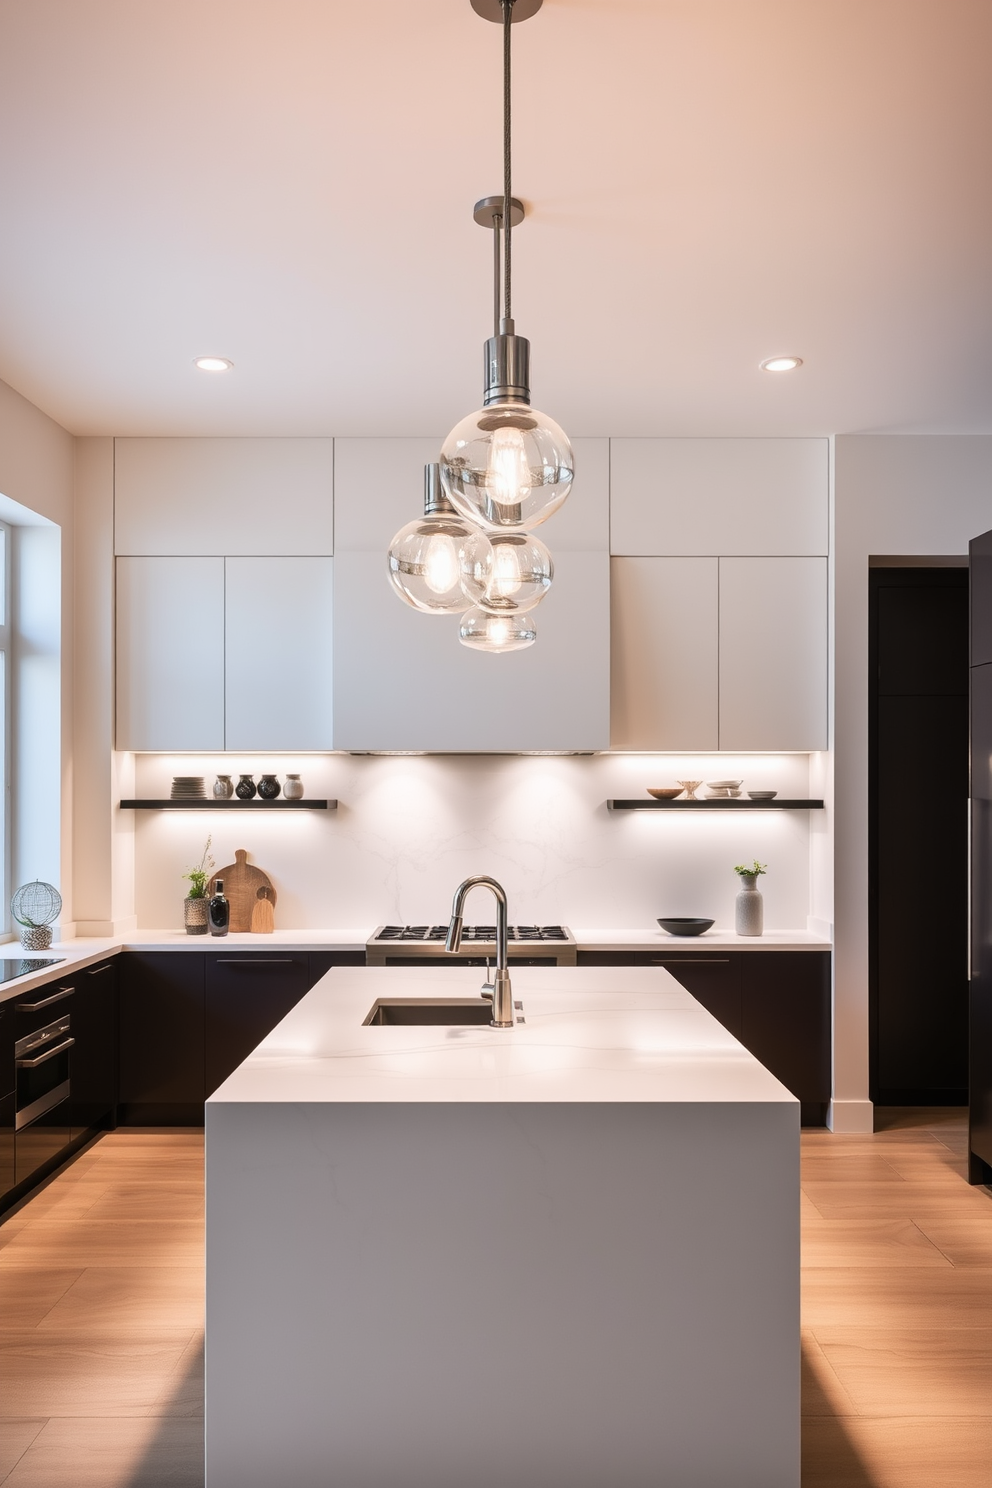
182, 837, 215, 935
733, 859, 766, 937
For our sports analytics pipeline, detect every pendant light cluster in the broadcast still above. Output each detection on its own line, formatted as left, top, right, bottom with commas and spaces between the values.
386, 0, 572, 653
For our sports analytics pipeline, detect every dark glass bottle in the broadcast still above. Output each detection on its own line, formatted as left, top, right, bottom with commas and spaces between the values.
208, 879, 230, 937
235, 774, 257, 799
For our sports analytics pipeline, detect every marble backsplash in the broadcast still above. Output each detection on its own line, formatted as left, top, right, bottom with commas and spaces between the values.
131, 752, 821, 933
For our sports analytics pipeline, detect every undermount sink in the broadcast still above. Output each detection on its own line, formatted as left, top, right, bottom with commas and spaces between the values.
363, 998, 494, 1027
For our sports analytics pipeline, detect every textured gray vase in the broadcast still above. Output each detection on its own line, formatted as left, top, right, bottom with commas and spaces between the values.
735, 876, 764, 936
213, 775, 234, 799
283, 774, 304, 799
19, 924, 53, 950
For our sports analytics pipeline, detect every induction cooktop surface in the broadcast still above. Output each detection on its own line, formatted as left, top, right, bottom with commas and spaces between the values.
0, 956, 65, 985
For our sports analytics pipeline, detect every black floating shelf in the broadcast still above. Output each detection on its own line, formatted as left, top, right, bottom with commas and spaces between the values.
607, 799, 824, 811
120, 799, 335, 811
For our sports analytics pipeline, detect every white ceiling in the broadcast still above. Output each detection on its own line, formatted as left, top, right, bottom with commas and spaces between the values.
0, 0, 990, 438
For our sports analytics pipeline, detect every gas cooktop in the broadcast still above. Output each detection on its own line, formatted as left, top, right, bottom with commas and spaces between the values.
0, 956, 65, 985
373, 925, 569, 943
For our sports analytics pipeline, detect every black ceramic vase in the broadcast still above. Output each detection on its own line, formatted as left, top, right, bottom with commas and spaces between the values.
258, 774, 281, 800
235, 774, 257, 799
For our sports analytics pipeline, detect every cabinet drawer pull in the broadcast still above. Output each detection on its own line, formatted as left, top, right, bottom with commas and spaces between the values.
16, 1036, 75, 1068
650, 958, 730, 966
17, 986, 75, 1012
214, 959, 297, 966
86, 963, 114, 976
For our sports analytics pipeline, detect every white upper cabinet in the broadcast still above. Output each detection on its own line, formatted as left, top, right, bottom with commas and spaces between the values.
609, 438, 829, 556
224, 558, 334, 751
610, 557, 719, 751
718, 557, 828, 751
117, 557, 225, 751
333, 438, 610, 553
114, 438, 334, 556
117, 556, 334, 751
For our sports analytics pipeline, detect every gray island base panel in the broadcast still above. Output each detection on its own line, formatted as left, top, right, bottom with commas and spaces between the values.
205, 966, 800, 1488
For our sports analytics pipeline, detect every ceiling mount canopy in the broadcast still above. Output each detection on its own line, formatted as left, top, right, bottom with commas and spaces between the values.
470, 0, 542, 21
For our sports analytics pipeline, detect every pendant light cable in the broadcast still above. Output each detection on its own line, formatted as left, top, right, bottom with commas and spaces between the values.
502, 0, 514, 328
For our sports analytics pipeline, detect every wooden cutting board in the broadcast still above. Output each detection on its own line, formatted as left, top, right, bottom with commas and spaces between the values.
251, 886, 275, 935
208, 849, 276, 933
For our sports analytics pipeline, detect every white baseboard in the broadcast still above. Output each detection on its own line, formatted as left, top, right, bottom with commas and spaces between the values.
827, 1099, 874, 1134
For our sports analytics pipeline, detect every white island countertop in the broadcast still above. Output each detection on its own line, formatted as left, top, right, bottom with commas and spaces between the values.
210, 963, 798, 1106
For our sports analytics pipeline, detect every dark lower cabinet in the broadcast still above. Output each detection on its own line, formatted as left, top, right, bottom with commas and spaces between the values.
309, 952, 365, 983
740, 953, 831, 1125
119, 953, 205, 1123
71, 958, 118, 1136
578, 948, 831, 1124
0, 1092, 14, 1202
205, 952, 313, 1095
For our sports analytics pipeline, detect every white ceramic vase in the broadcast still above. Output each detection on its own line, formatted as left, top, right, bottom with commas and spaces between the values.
735, 875, 764, 936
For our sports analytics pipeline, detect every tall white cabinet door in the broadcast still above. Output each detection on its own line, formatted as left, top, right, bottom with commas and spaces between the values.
224, 558, 334, 751
114, 438, 334, 556
333, 551, 610, 753
610, 558, 719, 750
610, 438, 829, 556
718, 557, 828, 750
116, 557, 225, 750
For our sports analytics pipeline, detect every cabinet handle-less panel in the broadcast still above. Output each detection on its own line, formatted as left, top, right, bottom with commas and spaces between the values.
225, 557, 334, 750
718, 556, 828, 750
610, 556, 718, 750
610, 438, 829, 557
116, 557, 225, 750
114, 438, 334, 556
333, 551, 610, 752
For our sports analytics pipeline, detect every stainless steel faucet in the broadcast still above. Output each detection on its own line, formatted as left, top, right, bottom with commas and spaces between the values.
445, 875, 513, 1027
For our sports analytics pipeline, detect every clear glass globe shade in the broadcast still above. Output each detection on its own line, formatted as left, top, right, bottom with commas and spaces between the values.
440, 403, 573, 530
460, 531, 553, 615
386, 515, 494, 615
459, 606, 537, 653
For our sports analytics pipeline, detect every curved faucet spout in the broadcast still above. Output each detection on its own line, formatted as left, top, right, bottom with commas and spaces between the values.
445, 875, 513, 1027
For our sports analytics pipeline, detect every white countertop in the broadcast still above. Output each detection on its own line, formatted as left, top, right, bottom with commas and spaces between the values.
208, 964, 797, 1106
0, 925, 829, 1005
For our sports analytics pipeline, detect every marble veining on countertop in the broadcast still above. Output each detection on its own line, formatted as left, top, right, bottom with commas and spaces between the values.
209, 965, 799, 1107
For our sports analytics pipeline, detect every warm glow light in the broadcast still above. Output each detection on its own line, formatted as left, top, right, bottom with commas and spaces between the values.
759, 356, 802, 373
194, 356, 233, 372
487, 424, 531, 507
423, 533, 461, 595
489, 542, 523, 598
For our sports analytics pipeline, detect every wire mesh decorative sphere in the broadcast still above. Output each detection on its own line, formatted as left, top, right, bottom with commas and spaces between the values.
12, 881, 62, 949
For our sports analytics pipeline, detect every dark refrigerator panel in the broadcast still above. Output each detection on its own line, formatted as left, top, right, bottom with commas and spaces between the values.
969, 529, 992, 1181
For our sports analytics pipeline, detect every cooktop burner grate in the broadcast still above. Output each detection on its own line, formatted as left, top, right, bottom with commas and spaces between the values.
374, 925, 568, 943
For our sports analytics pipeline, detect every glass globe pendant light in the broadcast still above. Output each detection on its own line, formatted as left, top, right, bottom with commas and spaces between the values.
386, 464, 494, 614
440, 0, 574, 539
460, 530, 553, 615
459, 607, 538, 653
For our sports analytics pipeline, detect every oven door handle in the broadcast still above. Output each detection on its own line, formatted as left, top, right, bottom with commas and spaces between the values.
16, 1036, 75, 1069
16, 986, 75, 1012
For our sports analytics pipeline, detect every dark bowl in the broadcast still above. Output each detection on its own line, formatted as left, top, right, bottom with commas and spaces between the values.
657, 917, 715, 937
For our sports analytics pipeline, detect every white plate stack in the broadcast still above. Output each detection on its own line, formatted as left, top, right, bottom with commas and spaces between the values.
171, 775, 206, 800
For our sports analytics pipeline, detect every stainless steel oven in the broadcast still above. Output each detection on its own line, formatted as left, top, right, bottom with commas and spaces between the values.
14, 981, 75, 1185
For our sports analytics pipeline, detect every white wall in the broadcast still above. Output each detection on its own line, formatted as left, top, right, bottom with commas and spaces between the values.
0, 376, 74, 934
833, 434, 992, 1132
131, 752, 815, 932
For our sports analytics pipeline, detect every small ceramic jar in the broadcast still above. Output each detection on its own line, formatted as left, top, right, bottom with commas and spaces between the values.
235, 774, 257, 799
258, 774, 281, 800
283, 774, 304, 799
213, 774, 234, 799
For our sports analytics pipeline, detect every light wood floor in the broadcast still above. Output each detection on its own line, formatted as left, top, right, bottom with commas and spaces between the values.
0, 1114, 989, 1486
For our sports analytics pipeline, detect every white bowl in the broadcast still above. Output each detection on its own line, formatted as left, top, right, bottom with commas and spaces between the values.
706, 779, 742, 790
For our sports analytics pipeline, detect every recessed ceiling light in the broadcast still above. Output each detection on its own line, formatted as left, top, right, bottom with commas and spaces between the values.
759, 356, 803, 373
193, 356, 233, 372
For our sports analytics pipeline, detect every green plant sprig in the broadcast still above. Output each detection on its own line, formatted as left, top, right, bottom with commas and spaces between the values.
733, 860, 767, 878
182, 836, 215, 898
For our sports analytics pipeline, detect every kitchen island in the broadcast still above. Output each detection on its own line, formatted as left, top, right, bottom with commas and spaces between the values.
205, 965, 799, 1488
